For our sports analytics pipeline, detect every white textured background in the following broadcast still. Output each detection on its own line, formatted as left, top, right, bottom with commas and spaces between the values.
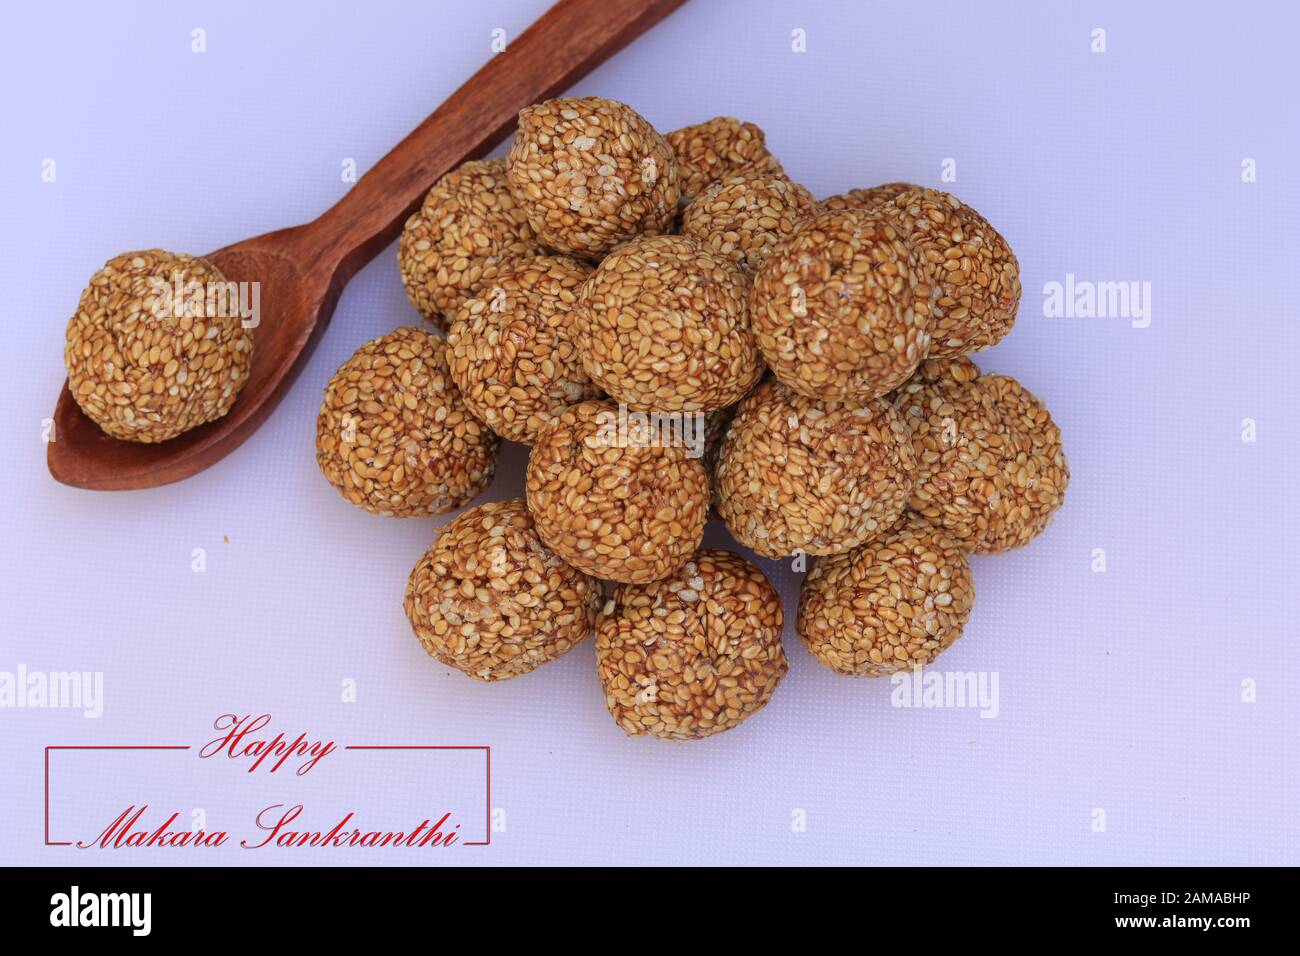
1, 0, 1297, 865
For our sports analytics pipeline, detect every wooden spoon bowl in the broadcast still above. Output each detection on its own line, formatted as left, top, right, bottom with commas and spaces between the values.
50, 236, 324, 489
48, 0, 686, 491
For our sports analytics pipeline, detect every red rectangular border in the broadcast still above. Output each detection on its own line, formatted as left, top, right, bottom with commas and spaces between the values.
45, 744, 492, 847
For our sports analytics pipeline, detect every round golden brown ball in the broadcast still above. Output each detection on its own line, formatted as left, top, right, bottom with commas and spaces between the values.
64, 250, 253, 443
596, 548, 788, 739
405, 499, 601, 681
525, 399, 709, 584
316, 327, 498, 517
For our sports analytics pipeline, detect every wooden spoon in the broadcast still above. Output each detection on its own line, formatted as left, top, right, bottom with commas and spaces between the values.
48, 0, 686, 490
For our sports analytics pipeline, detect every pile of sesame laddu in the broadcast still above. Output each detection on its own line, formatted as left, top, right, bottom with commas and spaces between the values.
314, 96, 1068, 742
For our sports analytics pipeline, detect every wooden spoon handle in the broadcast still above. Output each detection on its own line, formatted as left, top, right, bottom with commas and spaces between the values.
299, 0, 687, 282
